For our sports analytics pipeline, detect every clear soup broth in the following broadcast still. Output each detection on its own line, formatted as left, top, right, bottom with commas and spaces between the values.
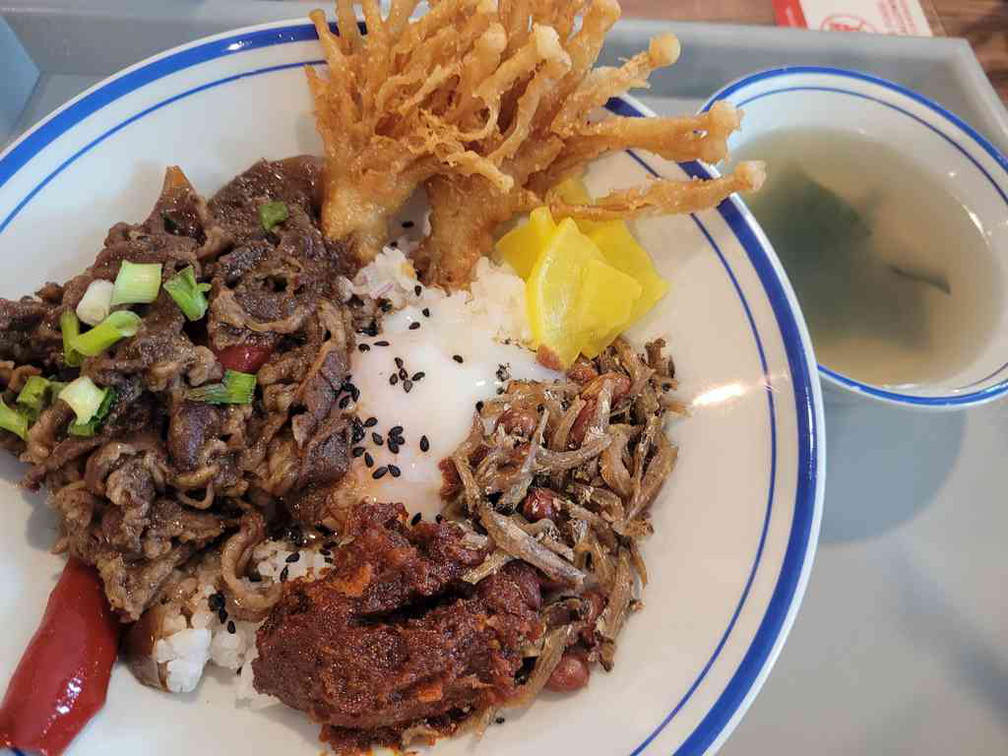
733, 129, 1001, 388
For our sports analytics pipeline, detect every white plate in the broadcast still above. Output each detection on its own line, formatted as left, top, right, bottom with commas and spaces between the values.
0, 19, 825, 756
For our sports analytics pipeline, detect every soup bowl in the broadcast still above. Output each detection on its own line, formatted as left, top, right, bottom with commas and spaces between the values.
704, 67, 1008, 410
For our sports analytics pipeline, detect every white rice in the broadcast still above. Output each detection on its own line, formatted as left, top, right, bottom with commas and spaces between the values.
153, 540, 332, 702
351, 247, 534, 346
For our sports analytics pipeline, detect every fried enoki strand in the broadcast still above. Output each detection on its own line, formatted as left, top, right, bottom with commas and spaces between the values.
308, 12, 358, 127
488, 26, 572, 162
461, 24, 561, 134
548, 161, 767, 221
536, 0, 621, 126
499, 0, 533, 56
530, 104, 742, 193
334, 0, 363, 53
533, 0, 589, 42
385, 0, 421, 35
573, 101, 739, 156
551, 33, 682, 134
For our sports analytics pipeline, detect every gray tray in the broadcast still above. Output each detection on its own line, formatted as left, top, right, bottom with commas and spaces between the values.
2, 5, 1008, 756
2, 1, 1006, 152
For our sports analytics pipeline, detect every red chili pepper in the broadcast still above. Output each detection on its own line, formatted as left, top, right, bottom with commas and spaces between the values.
0, 558, 121, 756
214, 343, 274, 373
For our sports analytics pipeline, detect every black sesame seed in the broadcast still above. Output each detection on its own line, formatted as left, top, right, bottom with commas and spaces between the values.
435, 513, 443, 523
352, 445, 365, 458
420, 435, 430, 452
403, 380, 413, 393
411, 372, 425, 381
208, 592, 223, 610
249, 571, 262, 583
372, 466, 389, 479
372, 432, 383, 445
380, 300, 393, 312
364, 452, 374, 467
317, 524, 333, 536
218, 607, 228, 623
348, 294, 364, 307
409, 321, 421, 330
320, 548, 331, 556
414, 284, 422, 296
285, 552, 301, 564
403, 220, 415, 229
347, 384, 360, 401
358, 343, 371, 352
390, 374, 399, 386
495, 717, 506, 725
410, 512, 422, 526
364, 416, 378, 427
496, 387, 505, 394
395, 357, 404, 369
476, 401, 484, 411
364, 323, 379, 337
388, 464, 401, 478
389, 425, 403, 436
398, 368, 408, 380
422, 307, 430, 318
387, 440, 399, 454
375, 340, 390, 347
279, 566, 289, 582
338, 394, 351, 409
390, 240, 399, 248
453, 354, 464, 363
351, 421, 365, 444
226, 620, 236, 634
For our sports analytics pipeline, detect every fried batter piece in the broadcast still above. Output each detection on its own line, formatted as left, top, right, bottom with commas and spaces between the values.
307, 0, 765, 286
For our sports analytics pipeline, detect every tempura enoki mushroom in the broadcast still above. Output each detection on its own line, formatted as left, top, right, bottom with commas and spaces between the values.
307, 0, 546, 260
307, 0, 765, 286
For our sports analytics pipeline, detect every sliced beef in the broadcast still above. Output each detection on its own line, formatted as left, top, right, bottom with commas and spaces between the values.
167, 401, 223, 470
0, 297, 62, 366
0, 156, 359, 620
207, 156, 324, 244
95, 543, 197, 622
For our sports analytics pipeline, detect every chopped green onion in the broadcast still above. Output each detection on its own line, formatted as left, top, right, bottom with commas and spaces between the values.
70, 310, 142, 357
186, 370, 256, 405
59, 376, 108, 426
68, 388, 115, 437
164, 266, 211, 321
16, 376, 54, 421
111, 261, 162, 305
75, 279, 115, 326
259, 201, 288, 232
0, 399, 28, 440
60, 310, 84, 367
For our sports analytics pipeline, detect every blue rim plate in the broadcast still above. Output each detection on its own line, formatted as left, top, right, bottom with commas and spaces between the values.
702, 66, 1008, 409
0, 20, 824, 756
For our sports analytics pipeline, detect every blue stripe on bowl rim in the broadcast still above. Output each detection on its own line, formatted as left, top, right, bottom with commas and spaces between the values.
701, 65, 1008, 408
0, 22, 822, 756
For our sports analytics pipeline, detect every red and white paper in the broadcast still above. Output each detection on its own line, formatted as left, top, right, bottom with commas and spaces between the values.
774, 0, 932, 36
